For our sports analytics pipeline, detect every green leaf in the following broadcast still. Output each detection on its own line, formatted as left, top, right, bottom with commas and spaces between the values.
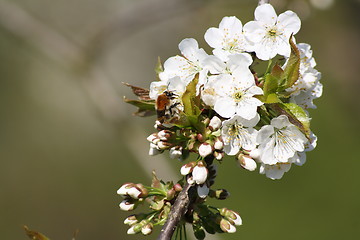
155, 56, 164, 76
182, 74, 200, 116
123, 97, 155, 117
24, 226, 50, 240
279, 36, 300, 90
268, 103, 311, 138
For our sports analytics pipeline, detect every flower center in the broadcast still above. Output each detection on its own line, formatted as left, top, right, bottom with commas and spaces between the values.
233, 90, 244, 102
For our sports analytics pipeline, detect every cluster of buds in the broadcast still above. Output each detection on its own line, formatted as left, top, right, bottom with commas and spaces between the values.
117, 173, 184, 236
191, 205, 242, 238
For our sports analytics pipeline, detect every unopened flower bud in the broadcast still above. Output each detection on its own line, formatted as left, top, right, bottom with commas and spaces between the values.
117, 183, 133, 196
214, 151, 224, 160
158, 130, 171, 141
127, 187, 142, 199
166, 188, 176, 200
119, 199, 136, 211
220, 219, 236, 233
149, 143, 161, 156
219, 208, 242, 226
180, 162, 196, 176
198, 143, 213, 157
169, 147, 182, 159
238, 154, 257, 171
173, 183, 183, 192
197, 184, 209, 198
141, 223, 153, 235
197, 133, 205, 142
192, 162, 208, 184
157, 141, 171, 150
127, 223, 142, 234
214, 189, 230, 200
124, 215, 138, 225
214, 139, 224, 150
146, 133, 158, 143
187, 176, 195, 185
209, 116, 222, 131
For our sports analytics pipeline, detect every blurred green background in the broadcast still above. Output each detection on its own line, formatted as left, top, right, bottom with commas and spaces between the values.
1, 0, 359, 239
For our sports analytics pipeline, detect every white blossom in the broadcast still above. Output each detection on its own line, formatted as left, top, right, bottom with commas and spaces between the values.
192, 163, 208, 184
239, 155, 257, 171
159, 38, 208, 86
243, 3, 301, 60
257, 115, 308, 165
204, 16, 251, 61
212, 71, 263, 119
198, 143, 213, 157
221, 114, 259, 155
259, 162, 292, 180
209, 116, 222, 131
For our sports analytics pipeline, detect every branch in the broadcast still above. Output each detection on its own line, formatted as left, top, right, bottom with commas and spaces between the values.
258, 0, 270, 5
158, 182, 196, 240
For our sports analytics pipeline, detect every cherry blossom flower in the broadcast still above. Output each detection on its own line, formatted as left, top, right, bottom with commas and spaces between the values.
256, 115, 308, 165
243, 3, 301, 60
205, 16, 251, 61
221, 114, 259, 155
259, 162, 292, 180
212, 71, 263, 120
159, 38, 208, 87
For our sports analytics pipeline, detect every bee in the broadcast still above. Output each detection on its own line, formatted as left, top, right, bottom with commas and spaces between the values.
156, 91, 180, 119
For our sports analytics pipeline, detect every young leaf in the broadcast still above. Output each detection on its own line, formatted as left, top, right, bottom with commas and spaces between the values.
268, 103, 311, 138
181, 74, 201, 117
279, 36, 300, 91
123, 97, 155, 117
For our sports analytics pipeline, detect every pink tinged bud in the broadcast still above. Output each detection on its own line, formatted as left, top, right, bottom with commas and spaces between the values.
173, 183, 183, 192
239, 155, 257, 171
197, 133, 205, 142
166, 188, 176, 200
192, 164, 208, 184
209, 116, 222, 131
214, 139, 224, 150
198, 143, 213, 157
197, 184, 209, 198
220, 219, 237, 233
117, 183, 132, 196
119, 199, 136, 211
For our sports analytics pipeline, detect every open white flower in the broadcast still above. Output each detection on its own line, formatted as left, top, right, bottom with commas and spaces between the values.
205, 16, 251, 61
212, 71, 263, 120
257, 115, 308, 165
243, 3, 301, 60
259, 162, 292, 180
159, 38, 208, 86
221, 114, 259, 155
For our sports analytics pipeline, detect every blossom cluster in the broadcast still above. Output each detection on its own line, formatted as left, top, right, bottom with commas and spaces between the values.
121, 3, 321, 238
147, 3, 321, 180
